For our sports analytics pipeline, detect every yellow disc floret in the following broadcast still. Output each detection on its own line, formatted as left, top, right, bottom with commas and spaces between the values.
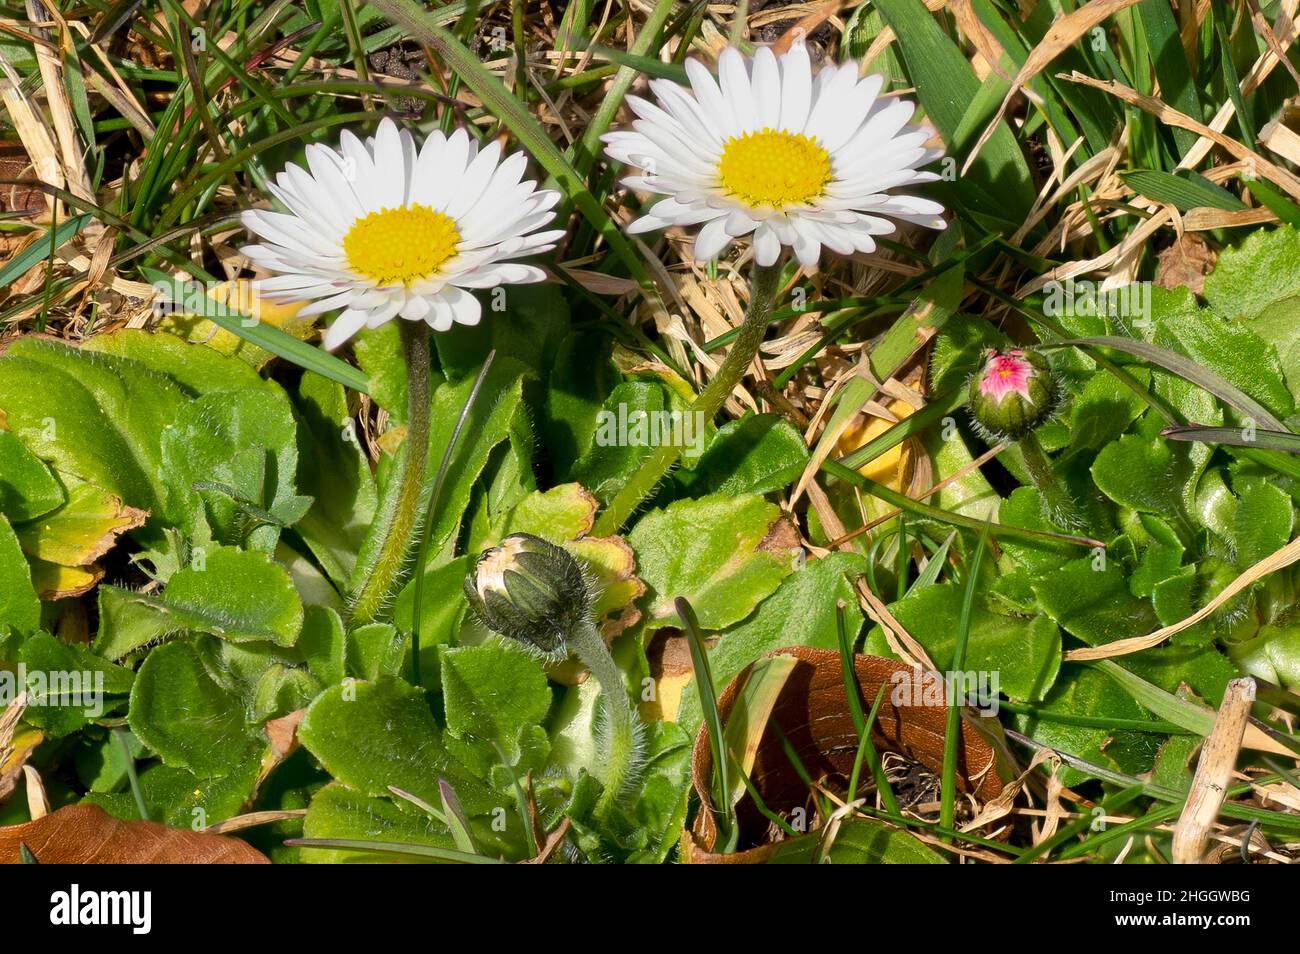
717, 128, 831, 208
343, 204, 459, 286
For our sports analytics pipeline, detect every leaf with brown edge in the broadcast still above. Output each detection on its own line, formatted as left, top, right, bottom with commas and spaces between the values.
683, 646, 1007, 863
27, 558, 102, 600
0, 804, 270, 863
15, 482, 147, 567
14, 481, 145, 600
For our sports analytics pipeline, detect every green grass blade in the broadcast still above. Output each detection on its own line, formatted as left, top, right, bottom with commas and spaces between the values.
821, 458, 1103, 549
940, 520, 989, 836
837, 600, 900, 815
1121, 169, 1246, 211
1048, 336, 1289, 431
284, 837, 506, 862
0, 214, 93, 287
871, 0, 1033, 221
1162, 423, 1300, 453
677, 595, 738, 852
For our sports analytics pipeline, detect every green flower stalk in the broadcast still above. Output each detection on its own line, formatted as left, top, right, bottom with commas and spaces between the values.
968, 348, 1082, 530
349, 321, 432, 625
594, 260, 783, 535
465, 533, 640, 819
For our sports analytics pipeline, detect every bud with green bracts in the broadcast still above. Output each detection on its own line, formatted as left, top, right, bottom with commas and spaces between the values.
465, 533, 641, 821
967, 348, 1059, 443
968, 347, 1082, 529
463, 533, 590, 661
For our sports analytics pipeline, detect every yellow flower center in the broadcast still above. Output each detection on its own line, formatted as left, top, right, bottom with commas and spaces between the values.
343, 204, 459, 286
717, 129, 832, 208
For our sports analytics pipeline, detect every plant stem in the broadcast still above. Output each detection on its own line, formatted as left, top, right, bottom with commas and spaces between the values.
349, 322, 432, 626
569, 617, 637, 819
1017, 430, 1085, 531
594, 260, 783, 535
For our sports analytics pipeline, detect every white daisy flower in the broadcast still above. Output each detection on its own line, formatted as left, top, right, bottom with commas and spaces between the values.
602, 40, 946, 270
241, 117, 564, 350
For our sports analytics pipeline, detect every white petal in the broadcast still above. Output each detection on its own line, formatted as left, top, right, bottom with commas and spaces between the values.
790, 221, 822, 269
817, 75, 885, 153
442, 286, 482, 326
338, 130, 382, 211
778, 40, 812, 132
718, 47, 757, 133
692, 216, 733, 261
803, 62, 858, 145
422, 128, 472, 212
724, 208, 758, 236
400, 295, 431, 320
427, 295, 455, 331
751, 47, 781, 129
303, 144, 366, 226
297, 290, 357, 316
448, 263, 546, 288
753, 223, 781, 265
365, 299, 402, 328
685, 57, 738, 139
322, 308, 368, 350
446, 139, 502, 219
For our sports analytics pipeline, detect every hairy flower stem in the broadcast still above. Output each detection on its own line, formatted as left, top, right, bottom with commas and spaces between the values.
570, 616, 638, 819
349, 322, 432, 626
1018, 431, 1084, 531
594, 260, 783, 535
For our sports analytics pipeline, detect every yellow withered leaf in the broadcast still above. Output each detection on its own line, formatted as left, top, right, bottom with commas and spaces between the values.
156, 279, 312, 368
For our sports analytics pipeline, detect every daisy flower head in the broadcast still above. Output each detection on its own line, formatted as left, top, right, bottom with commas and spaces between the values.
241, 118, 564, 350
602, 39, 946, 270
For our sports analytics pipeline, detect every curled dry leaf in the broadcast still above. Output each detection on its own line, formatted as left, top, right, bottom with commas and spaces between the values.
0, 693, 41, 805
256, 708, 305, 791
1155, 233, 1216, 293
0, 804, 270, 864
683, 647, 1006, 863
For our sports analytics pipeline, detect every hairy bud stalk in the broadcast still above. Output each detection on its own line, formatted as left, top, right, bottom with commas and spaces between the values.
348, 322, 432, 626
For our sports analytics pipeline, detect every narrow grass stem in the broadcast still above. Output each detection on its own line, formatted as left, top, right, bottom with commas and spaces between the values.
409, 351, 497, 686
595, 260, 783, 534
349, 321, 432, 625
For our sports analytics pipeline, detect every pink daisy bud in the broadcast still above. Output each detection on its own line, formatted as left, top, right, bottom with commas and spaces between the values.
968, 348, 1058, 441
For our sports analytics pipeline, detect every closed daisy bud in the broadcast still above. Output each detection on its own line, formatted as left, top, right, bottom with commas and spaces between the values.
968, 348, 1058, 442
465, 533, 643, 818
464, 533, 591, 658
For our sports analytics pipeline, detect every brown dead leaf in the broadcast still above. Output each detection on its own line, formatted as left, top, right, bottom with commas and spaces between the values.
757, 511, 802, 559
0, 694, 40, 805
1155, 233, 1216, 293
257, 708, 305, 790
0, 804, 270, 863
684, 646, 1006, 862
0, 142, 44, 218
640, 628, 698, 721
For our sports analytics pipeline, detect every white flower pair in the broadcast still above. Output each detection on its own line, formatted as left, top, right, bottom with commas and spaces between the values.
242, 40, 944, 350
